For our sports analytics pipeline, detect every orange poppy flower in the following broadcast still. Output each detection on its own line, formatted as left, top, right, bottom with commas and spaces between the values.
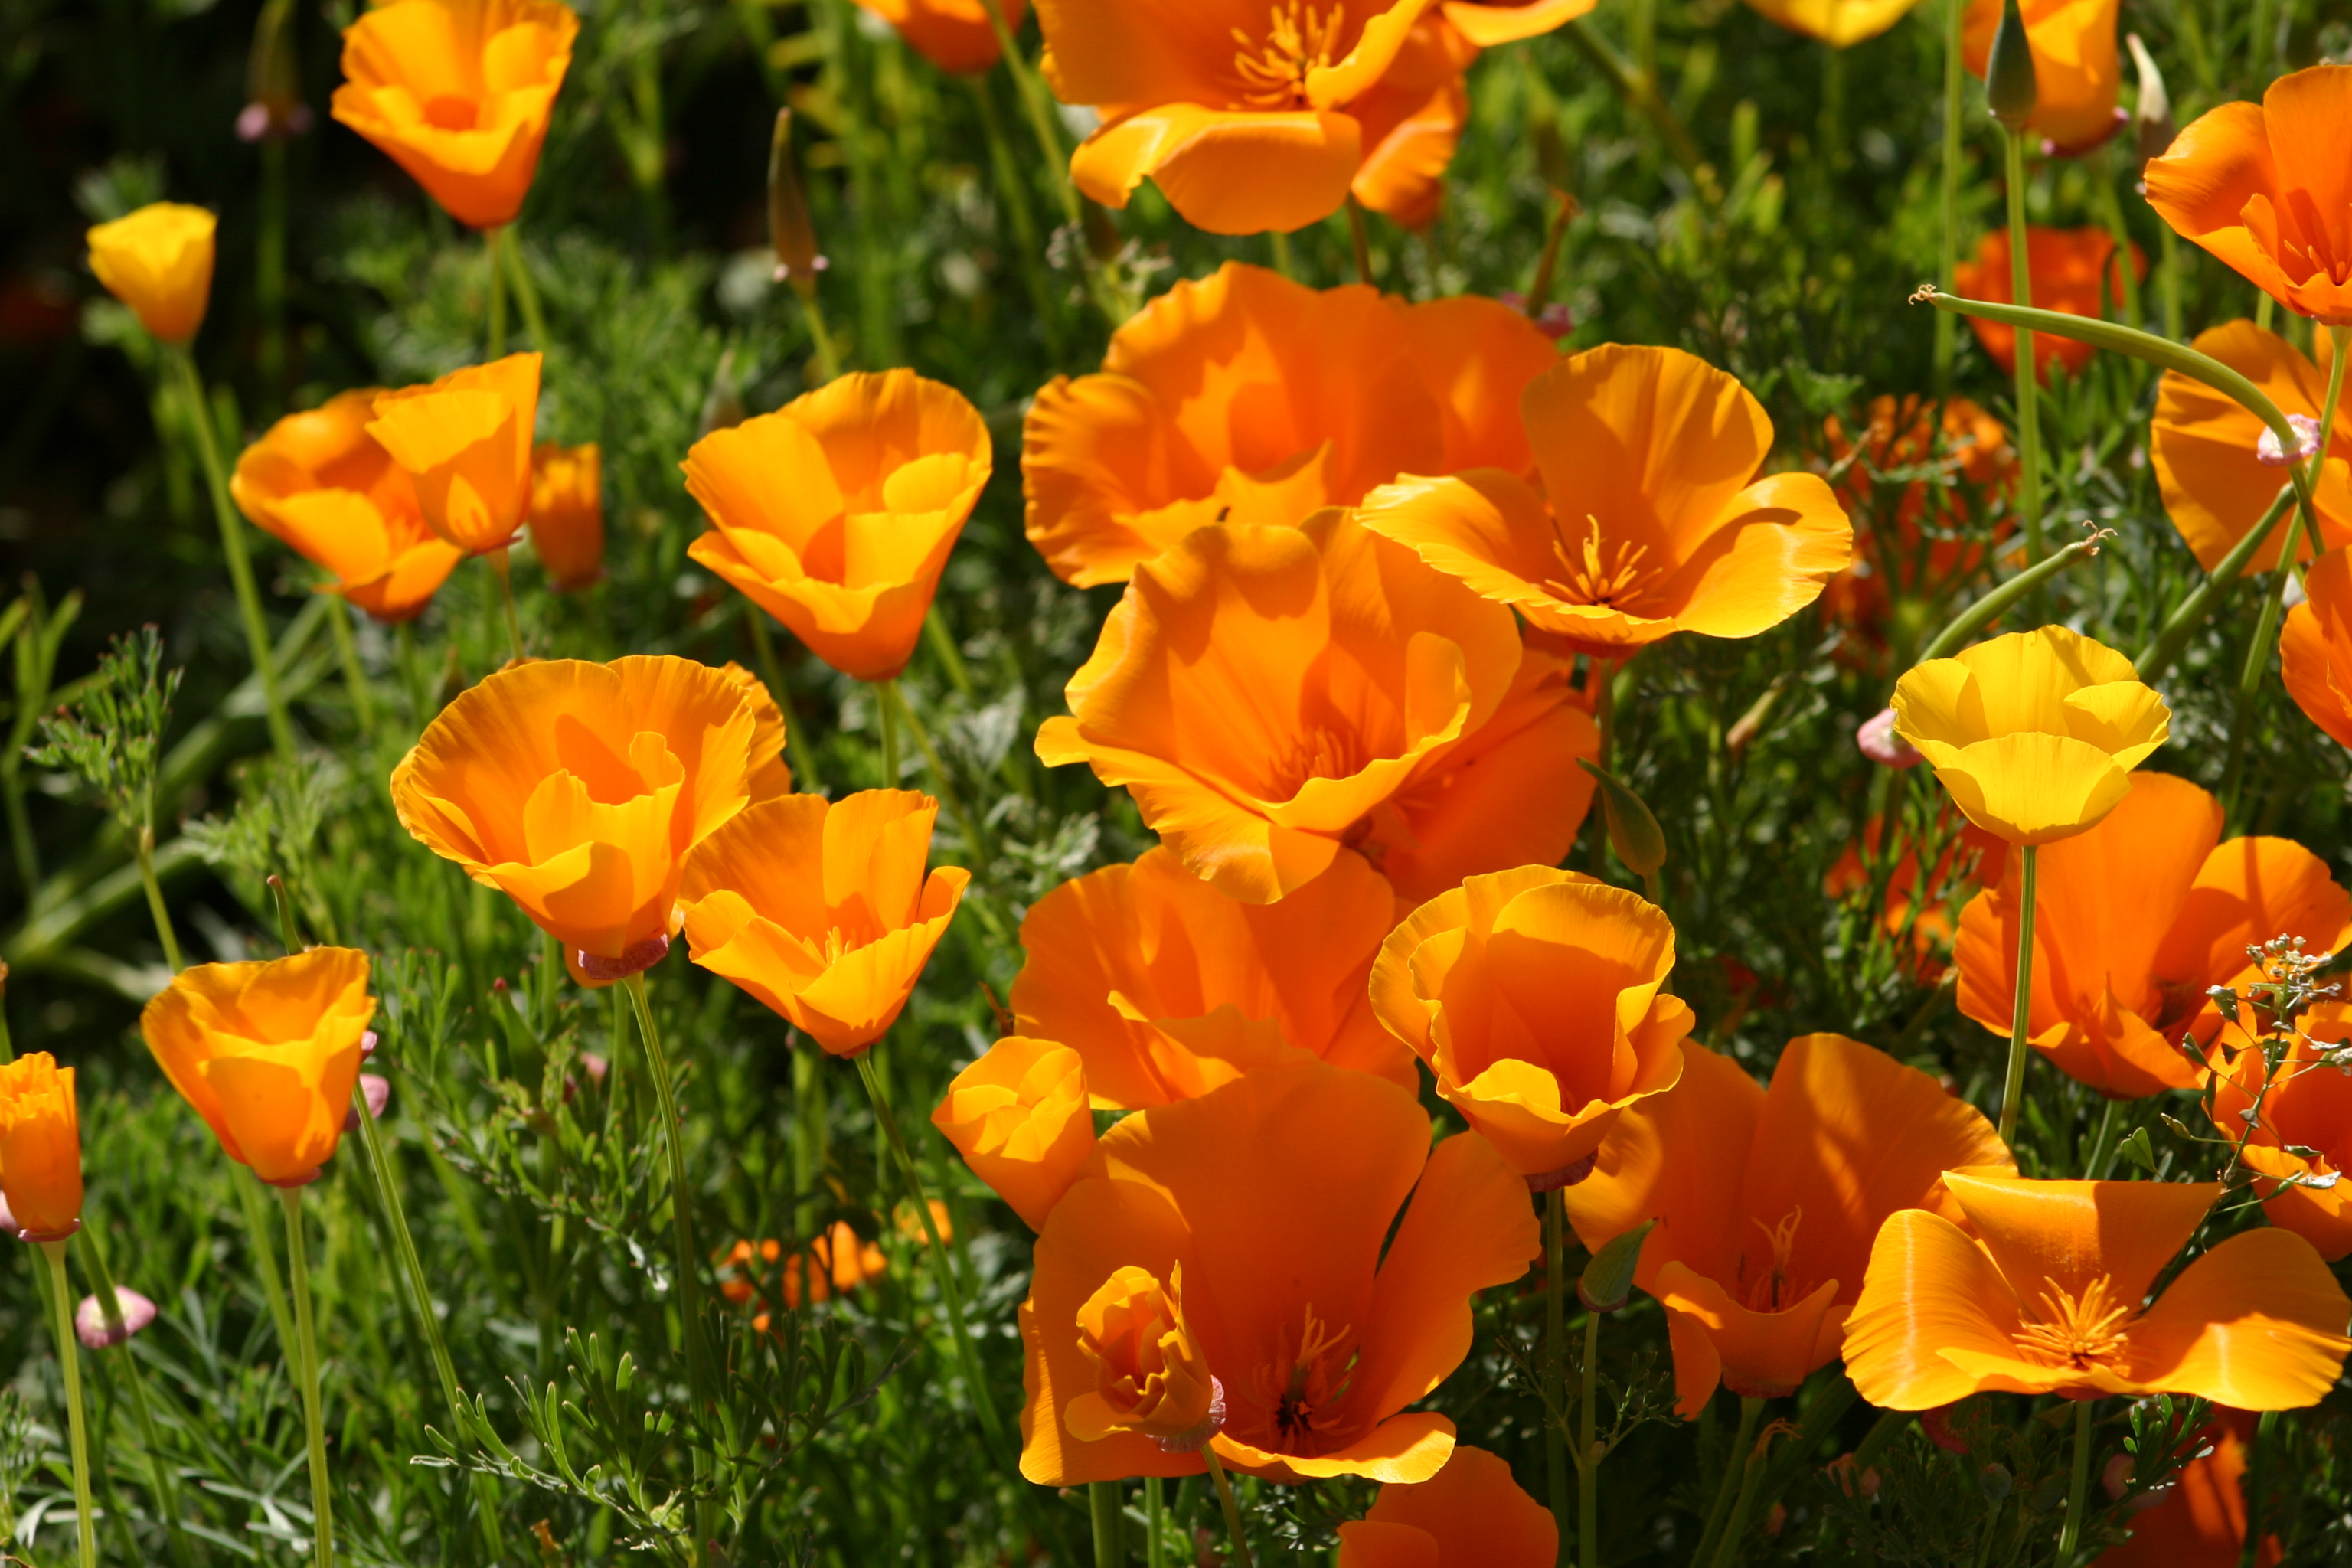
2282, 547, 2352, 747
1564, 1035, 2012, 1415
854, 0, 1027, 74
1021, 262, 1557, 588
678, 790, 968, 1057
1740, 0, 1924, 46
1955, 772, 2352, 1101
1437, 0, 1595, 45
1330, 17, 1478, 233
0, 1054, 82, 1242
683, 369, 989, 683
930, 1036, 1099, 1230
2208, 1004, 2352, 1263
1370, 867, 1688, 1187
1962, 0, 2122, 155
2145, 64, 2352, 325
330, 0, 580, 230
1036, 512, 1599, 904
1843, 1170, 2352, 1409
1952, 227, 2143, 383
139, 949, 376, 1188
1335, 1445, 1557, 1568
231, 389, 466, 623
529, 441, 603, 591
368, 352, 542, 556
2153, 324, 2352, 575
1354, 344, 1854, 659
1821, 395, 2015, 642
390, 656, 776, 982
2097, 1411, 2282, 1567
85, 203, 216, 345
1020, 1057, 1539, 1485
782, 1223, 890, 1308
1011, 845, 1412, 1106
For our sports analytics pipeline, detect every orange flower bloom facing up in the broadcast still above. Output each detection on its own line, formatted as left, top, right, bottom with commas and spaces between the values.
683, 369, 990, 682
2283, 547, 2352, 748
1370, 867, 1689, 1188
331, 0, 580, 230
1740, 0, 1925, 47
1955, 772, 2352, 1101
368, 352, 541, 556
86, 202, 216, 345
1067, 1263, 1223, 1447
231, 390, 466, 623
1962, 0, 2122, 155
2153, 324, 2352, 575
139, 949, 376, 1187
391, 656, 777, 982
679, 791, 968, 1057
1821, 394, 2015, 642
1355, 344, 1854, 659
2210, 1004, 2352, 1262
0, 1054, 82, 1242
1335, 1445, 1557, 1568
1011, 846, 1413, 1106
1021, 262, 1557, 588
1021, 1058, 1539, 1485
1953, 227, 2143, 383
1565, 1035, 2012, 1415
2146, 64, 2352, 325
1037, 513, 1599, 904
1844, 1170, 2352, 1409
529, 441, 603, 590
854, 0, 1027, 74
931, 1037, 1100, 1231
2096, 1411, 2281, 1568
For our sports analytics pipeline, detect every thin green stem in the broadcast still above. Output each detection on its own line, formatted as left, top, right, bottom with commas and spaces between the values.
1089, 1480, 1125, 1566
2159, 224, 2184, 343
875, 675, 900, 785
276, 1188, 335, 1568
74, 1230, 195, 1568
234, 1166, 299, 1360
1546, 1191, 1570, 1565
965, 71, 1061, 353
2055, 1398, 2093, 1566
325, 598, 376, 736
38, 1240, 96, 1568
793, 1042, 828, 1243
485, 548, 525, 665
2001, 126, 2044, 578
1202, 1448, 1256, 1568
1916, 533, 2111, 668
1708, 1403, 1774, 1568
1144, 1475, 1165, 1568
498, 225, 550, 354
2082, 1096, 2121, 1180
1693, 1397, 1763, 1568
2137, 483, 2295, 681
1579, 1303, 1600, 1568
485, 225, 508, 359
1346, 196, 1374, 286
792, 279, 844, 383
1998, 845, 2040, 1147
1936, 0, 1965, 384
881, 679, 993, 874
2239, 1410, 2277, 1568
1270, 230, 1295, 280
746, 612, 818, 792
134, 826, 184, 972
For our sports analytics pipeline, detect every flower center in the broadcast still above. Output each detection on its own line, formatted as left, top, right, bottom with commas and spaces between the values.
423, 93, 481, 131
1253, 1305, 1357, 1451
1740, 1207, 1813, 1312
1542, 514, 1655, 612
1231, 2, 1345, 110
1275, 722, 1369, 795
2011, 1275, 2135, 1369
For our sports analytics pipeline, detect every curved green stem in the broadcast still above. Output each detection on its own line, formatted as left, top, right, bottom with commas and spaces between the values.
498, 225, 549, 353
276, 1189, 335, 1568
2001, 126, 2044, 581
38, 1240, 96, 1568
1998, 845, 2039, 1147
2137, 483, 2295, 682
2054, 1397, 2094, 1566
1693, 1397, 1763, 1568
134, 825, 184, 972
1914, 532, 2111, 668
1202, 1448, 1256, 1568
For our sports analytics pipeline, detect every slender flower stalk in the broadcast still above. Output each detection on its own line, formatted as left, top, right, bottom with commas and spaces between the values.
37, 1240, 96, 1568
484, 548, 526, 665
1999, 126, 2043, 573
323, 601, 376, 736
1546, 1191, 1570, 1560
1142, 1475, 1165, 1568
1579, 1304, 1602, 1568
276, 1189, 334, 1568
1708, 1410, 1776, 1568
880, 680, 992, 874
485, 227, 508, 359
877, 678, 901, 785
2055, 1397, 2094, 1563
1936, 0, 1965, 382
1089, 1480, 1124, 1566
498, 226, 550, 352
620, 975, 717, 1443
135, 825, 184, 972
1997, 844, 2039, 1145
1201, 1447, 1256, 1568
1692, 1397, 1762, 1568
2137, 483, 2295, 681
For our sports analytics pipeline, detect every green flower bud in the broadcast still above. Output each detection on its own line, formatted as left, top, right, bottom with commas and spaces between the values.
1987, 0, 2040, 132
1576, 760, 1667, 880
1577, 1218, 1656, 1314
769, 109, 826, 299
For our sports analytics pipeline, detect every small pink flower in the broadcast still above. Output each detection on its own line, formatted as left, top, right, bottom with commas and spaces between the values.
1857, 707, 1924, 768
75, 1286, 158, 1349
342, 1073, 391, 1132
2257, 413, 2322, 469
1498, 292, 1575, 340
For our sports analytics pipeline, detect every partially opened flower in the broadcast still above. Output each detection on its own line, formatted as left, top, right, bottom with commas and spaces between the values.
684, 369, 989, 682
390, 656, 772, 982
529, 441, 603, 590
1021, 1058, 1539, 1485
1953, 227, 2143, 382
140, 949, 376, 1187
2208, 1004, 2352, 1262
1821, 394, 2015, 644
0, 1054, 82, 1241
1335, 1445, 1557, 1567
1563, 1035, 2013, 1414
678, 790, 968, 1057
1955, 772, 2352, 1100
853, 0, 1026, 74
74, 1288, 158, 1351
1036, 513, 1599, 903
2096, 1411, 2281, 1567
1370, 867, 1689, 1188
1011, 846, 1413, 1106
86, 203, 216, 344
368, 352, 542, 555
1021, 263, 1557, 587
1890, 626, 2170, 845
930, 1037, 1099, 1230
231, 389, 465, 622
330, 0, 580, 230
1740, 0, 1924, 47
1962, 0, 2123, 154
1067, 1264, 1223, 1448
1355, 344, 1853, 659
2283, 548, 2352, 751
2153, 323, 2352, 574
1844, 1171, 2352, 1409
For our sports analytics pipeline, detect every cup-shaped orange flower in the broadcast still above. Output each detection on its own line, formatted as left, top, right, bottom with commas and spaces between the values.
1890, 626, 2170, 845
368, 352, 541, 556
1844, 1170, 2352, 1409
678, 790, 968, 1057
1067, 1263, 1223, 1448
2146, 64, 2352, 325
684, 369, 989, 683
86, 202, 216, 345
1335, 1445, 1557, 1568
1037, 513, 1599, 904
231, 389, 466, 622
1022, 262, 1557, 588
1955, 772, 2352, 1100
1953, 227, 2142, 382
330, 0, 580, 230
1821, 394, 2015, 644
854, 0, 1027, 74
2283, 547, 2352, 747
1011, 846, 1413, 1106
930, 1036, 1099, 1231
2209, 1004, 2352, 1262
2154, 323, 2352, 575
391, 656, 775, 980
528, 441, 603, 590
0, 1054, 82, 1242
1563, 1035, 2012, 1414
2097, 1411, 2281, 1568
139, 949, 376, 1187
1021, 1058, 1540, 1484
1739, 0, 1923, 47
1370, 867, 1689, 1188
1962, 0, 2122, 154
1355, 345, 1854, 659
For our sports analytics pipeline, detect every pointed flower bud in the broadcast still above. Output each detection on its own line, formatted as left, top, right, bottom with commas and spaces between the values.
1576, 760, 1667, 878
1577, 1218, 1656, 1313
2125, 34, 2173, 172
768, 109, 825, 295
76, 1287, 158, 1349
240, 0, 312, 142
1986, 0, 2040, 131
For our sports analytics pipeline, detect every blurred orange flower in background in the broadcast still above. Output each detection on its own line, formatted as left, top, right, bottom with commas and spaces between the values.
86, 202, 216, 344
683, 369, 989, 682
1741, 0, 1924, 47
2152, 324, 2352, 574
1037, 513, 1599, 903
1356, 345, 1853, 658
1021, 263, 1557, 587
1370, 867, 1688, 1188
931, 1036, 1099, 1230
0, 1054, 83, 1242
1821, 394, 2014, 645
1821, 812, 2007, 978
1565, 1034, 2012, 1414
2096, 1411, 2281, 1568
853, 0, 1027, 74
1955, 772, 2352, 1101
2282, 547, 2352, 747
529, 441, 603, 590
1954, 227, 2141, 382
1335, 1444, 1557, 1567
368, 352, 542, 556
1962, 0, 2122, 155
331, 0, 579, 230
2209, 1004, 2352, 1262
